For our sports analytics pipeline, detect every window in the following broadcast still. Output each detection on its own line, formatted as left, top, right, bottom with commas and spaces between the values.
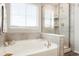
43, 5, 54, 28
10, 4, 26, 26
10, 3, 39, 27
25, 4, 38, 26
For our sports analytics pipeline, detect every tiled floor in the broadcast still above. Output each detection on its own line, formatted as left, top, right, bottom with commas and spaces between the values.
64, 51, 79, 56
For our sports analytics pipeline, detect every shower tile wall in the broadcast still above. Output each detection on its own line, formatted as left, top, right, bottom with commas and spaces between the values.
59, 3, 69, 48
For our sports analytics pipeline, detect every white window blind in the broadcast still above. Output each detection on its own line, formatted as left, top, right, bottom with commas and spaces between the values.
25, 4, 38, 26
10, 3, 38, 27
10, 4, 26, 26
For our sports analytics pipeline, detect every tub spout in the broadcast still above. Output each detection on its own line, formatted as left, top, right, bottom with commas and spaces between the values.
44, 40, 51, 48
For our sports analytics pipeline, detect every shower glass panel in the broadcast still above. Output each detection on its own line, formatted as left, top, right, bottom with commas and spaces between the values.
42, 4, 59, 34
42, 4, 70, 48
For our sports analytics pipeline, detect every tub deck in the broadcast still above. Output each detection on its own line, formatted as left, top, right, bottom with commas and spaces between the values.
0, 39, 58, 56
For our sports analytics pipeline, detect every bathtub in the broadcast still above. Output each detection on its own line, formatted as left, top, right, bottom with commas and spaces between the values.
0, 39, 58, 56
0, 33, 64, 56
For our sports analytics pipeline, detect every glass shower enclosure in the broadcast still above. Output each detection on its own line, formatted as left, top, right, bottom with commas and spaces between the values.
42, 3, 70, 49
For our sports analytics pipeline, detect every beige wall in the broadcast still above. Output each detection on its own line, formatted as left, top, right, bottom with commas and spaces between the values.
72, 4, 79, 52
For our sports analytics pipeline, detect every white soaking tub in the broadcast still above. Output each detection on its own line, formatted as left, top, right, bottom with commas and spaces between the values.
0, 33, 64, 56
0, 39, 58, 56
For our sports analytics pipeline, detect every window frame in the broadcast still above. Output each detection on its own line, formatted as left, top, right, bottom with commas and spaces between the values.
8, 4, 41, 32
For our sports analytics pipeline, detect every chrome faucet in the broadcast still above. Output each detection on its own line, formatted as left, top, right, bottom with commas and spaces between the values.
47, 40, 51, 48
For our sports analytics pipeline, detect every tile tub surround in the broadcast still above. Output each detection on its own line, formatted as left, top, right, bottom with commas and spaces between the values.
0, 32, 41, 46
41, 33, 64, 56
5, 32, 41, 41
0, 33, 5, 46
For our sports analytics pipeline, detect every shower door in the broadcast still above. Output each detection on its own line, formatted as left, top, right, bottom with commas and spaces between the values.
42, 3, 70, 48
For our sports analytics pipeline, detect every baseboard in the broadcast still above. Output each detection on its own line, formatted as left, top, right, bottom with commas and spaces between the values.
74, 50, 79, 54
64, 48, 71, 53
